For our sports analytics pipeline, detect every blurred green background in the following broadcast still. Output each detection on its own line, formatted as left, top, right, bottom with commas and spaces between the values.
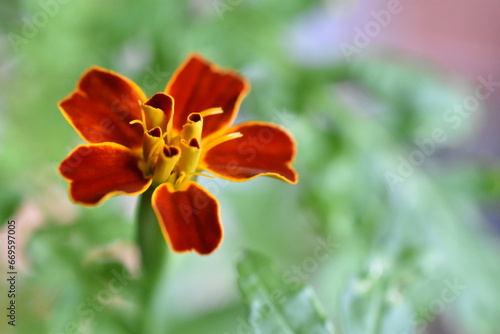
1, 0, 499, 333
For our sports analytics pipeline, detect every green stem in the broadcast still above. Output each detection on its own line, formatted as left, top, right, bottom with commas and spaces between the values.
136, 187, 168, 331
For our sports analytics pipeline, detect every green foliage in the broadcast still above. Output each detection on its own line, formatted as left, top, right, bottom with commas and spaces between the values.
0, 182, 22, 225
237, 250, 334, 334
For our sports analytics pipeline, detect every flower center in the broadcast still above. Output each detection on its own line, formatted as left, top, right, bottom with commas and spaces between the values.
131, 104, 241, 189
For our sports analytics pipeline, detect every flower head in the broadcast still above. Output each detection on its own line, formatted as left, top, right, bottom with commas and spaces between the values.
59, 54, 298, 254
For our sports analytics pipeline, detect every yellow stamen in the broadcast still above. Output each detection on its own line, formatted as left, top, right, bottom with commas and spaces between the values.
141, 101, 168, 131
129, 119, 146, 132
129, 101, 148, 132
186, 172, 216, 179
177, 138, 202, 181
174, 171, 186, 189
199, 108, 223, 118
203, 132, 243, 152
141, 127, 165, 175
147, 132, 168, 163
181, 113, 203, 142
153, 146, 180, 185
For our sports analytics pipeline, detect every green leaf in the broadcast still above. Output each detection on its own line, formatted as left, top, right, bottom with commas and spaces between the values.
237, 250, 334, 334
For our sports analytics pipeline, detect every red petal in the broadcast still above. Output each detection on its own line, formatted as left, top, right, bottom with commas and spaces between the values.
165, 54, 249, 137
59, 67, 147, 149
59, 143, 151, 205
200, 122, 298, 183
152, 181, 222, 255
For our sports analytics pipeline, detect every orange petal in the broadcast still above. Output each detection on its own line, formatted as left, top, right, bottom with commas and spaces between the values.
59, 143, 152, 205
152, 181, 222, 255
200, 122, 298, 184
165, 54, 249, 138
59, 67, 147, 149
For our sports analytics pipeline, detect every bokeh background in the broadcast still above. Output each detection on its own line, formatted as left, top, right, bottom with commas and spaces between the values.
1, 0, 499, 333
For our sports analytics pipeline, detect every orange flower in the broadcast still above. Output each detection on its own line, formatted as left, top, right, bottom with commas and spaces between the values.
59, 54, 298, 254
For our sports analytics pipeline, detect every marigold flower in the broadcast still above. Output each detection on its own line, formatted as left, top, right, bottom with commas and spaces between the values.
59, 54, 298, 254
